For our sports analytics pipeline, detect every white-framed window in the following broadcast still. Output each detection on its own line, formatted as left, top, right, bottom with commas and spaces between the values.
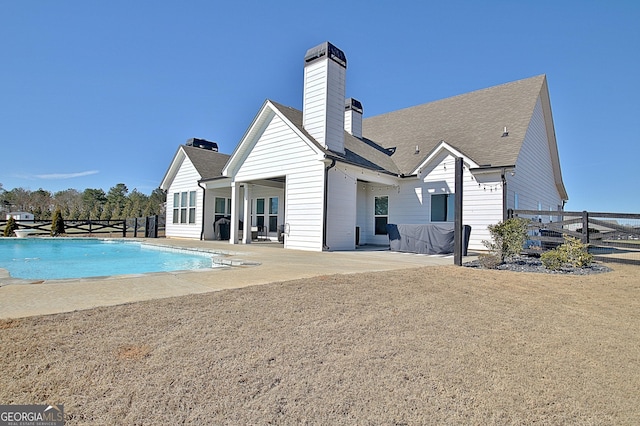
269, 197, 278, 232
374, 195, 388, 235
214, 197, 231, 222
255, 197, 279, 232
255, 198, 265, 230
431, 193, 454, 222
172, 191, 197, 224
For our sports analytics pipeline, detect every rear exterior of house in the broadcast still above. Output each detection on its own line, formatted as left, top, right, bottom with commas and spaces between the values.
161, 42, 567, 252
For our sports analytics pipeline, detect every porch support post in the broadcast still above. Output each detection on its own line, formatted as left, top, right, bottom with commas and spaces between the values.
454, 157, 464, 266
229, 182, 240, 244
242, 184, 252, 244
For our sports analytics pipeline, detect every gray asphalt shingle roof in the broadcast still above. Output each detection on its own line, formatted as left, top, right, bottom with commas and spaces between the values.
270, 75, 548, 176
362, 74, 548, 175
187, 75, 551, 181
182, 145, 230, 179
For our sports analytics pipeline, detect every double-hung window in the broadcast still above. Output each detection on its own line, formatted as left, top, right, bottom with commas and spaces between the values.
374, 195, 389, 235
172, 191, 197, 224
431, 193, 455, 222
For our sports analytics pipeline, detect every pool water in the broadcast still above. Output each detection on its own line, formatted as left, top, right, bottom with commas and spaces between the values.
0, 238, 217, 280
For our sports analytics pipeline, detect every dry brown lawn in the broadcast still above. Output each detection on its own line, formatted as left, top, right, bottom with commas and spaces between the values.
1, 264, 639, 425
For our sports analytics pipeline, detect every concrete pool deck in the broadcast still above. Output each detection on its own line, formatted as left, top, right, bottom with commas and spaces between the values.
0, 238, 472, 319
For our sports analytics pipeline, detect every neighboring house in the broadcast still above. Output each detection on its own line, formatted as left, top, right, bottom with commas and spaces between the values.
6, 212, 35, 221
161, 42, 567, 252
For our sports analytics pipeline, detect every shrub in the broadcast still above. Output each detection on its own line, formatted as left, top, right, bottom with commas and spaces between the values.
482, 218, 529, 265
3, 216, 19, 237
540, 250, 565, 271
51, 208, 66, 236
478, 253, 502, 269
541, 236, 593, 270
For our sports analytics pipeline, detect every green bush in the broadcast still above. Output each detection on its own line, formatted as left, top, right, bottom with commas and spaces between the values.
3, 216, 19, 237
482, 218, 529, 265
51, 208, 66, 236
541, 236, 593, 270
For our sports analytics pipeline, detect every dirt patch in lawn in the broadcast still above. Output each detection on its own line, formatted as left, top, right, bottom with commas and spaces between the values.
1, 263, 639, 425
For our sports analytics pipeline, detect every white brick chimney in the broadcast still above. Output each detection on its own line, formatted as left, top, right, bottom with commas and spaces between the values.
344, 98, 363, 139
303, 42, 346, 154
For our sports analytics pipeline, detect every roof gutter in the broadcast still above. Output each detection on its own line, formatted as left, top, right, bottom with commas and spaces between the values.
469, 164, 516, 173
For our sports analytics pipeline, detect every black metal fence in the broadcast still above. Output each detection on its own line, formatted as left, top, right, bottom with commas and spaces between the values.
508, 209, 640, 265
0, 215, 165, 238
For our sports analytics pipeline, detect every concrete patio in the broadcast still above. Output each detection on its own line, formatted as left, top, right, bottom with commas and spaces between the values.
0, 238, 469, 319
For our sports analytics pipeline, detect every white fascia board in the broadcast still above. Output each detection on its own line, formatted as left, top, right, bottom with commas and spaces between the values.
339, 162, 400, 186
539, 81, 568, 201
159, 147, 187, 190
222, 102, 274, 177
200, 176, 232, 189
222, 101, 326, 178
410, 140, 479, 176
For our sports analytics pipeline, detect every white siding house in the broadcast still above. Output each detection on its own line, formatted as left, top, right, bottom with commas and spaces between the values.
160, 42, 568, 252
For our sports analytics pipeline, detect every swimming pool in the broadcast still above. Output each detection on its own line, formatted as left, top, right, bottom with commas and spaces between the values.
0, 238, 219, 280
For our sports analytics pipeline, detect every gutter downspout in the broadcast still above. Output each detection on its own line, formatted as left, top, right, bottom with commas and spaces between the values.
501, 169, 508, 221
197, 181, 206, 241
322, 158, 336, 250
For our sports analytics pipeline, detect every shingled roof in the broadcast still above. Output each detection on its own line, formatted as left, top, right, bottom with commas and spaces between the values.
363, 74, 549, 175
270, 101, 400, 174
268, 75, 551, 178
182, 145, 230, 179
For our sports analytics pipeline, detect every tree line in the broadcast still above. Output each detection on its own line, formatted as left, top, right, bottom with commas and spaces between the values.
0, 183, 166, 221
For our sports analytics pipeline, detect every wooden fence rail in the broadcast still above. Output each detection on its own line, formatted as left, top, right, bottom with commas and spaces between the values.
508, 209, 640, 265
0, 215, 164, 238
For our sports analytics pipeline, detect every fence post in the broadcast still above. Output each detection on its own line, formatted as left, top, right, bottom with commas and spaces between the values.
122, 219, 127, 238
89, 219, 92, 234
507, 209, 514, 219
133, 217, 138, 238
581, 211, 589, 244
153, 215, 159, 238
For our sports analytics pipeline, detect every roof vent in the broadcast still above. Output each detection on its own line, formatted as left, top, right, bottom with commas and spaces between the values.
502, 126, 509, 137
414, 145, 420, 154
186, 138, 218, 151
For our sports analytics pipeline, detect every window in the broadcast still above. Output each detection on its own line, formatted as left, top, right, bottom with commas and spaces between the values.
269, 197, 278, 232
374, 195, 388, 235
255, 198, 265, 230
214, 197, 231, 222
255, 197, 278, 232
431, 194, 455, 222
172, 191, 197, 224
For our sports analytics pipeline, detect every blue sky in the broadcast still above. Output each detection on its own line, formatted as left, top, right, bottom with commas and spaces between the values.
1, 1, 638, 212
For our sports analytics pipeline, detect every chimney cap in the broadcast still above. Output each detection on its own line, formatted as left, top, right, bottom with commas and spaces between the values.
186, 138, 218, 151
345, 98, 363, 114
304, 41, 346, 68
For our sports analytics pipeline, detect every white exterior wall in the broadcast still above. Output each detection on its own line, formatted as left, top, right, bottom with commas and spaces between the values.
508, 97, 563, 215
326, 166, 357, 250
344, 109, 362, 138
356, 184, 368, 244
303, 58, 346, 153
165, 156, 203, 240
356, 152, 504, 250
235, 114, 326, 251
